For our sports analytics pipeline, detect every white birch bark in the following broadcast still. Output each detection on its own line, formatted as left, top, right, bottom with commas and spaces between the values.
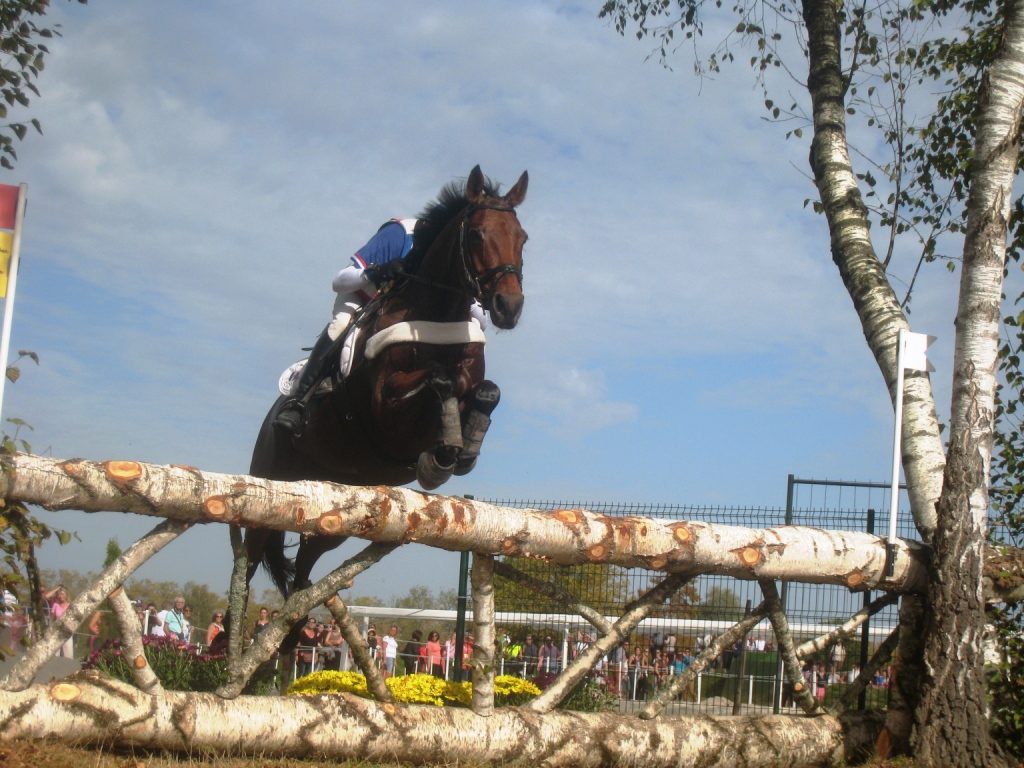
470, 553, 495, 716
0, 452, 931, 593
915, 2, 1024, 764
0, 672, 874, 767
324, 595, 392, 702
107, 587, 163, 695
801, 0, 945, 539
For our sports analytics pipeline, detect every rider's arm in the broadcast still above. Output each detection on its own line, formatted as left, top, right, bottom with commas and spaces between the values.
332, 262, 372, 295
332, 221, 410, 295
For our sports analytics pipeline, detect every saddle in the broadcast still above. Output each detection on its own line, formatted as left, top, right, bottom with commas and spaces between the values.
278, 316, 487, 398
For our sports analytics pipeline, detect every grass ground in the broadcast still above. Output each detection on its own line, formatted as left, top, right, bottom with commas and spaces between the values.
0, 737, 926, 768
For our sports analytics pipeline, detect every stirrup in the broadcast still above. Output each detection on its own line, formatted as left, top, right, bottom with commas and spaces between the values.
273, 399, 308, 437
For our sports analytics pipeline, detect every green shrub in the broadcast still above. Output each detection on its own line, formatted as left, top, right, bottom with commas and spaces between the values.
560, 675, 618, 712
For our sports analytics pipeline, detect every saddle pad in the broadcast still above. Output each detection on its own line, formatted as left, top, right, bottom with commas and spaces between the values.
364, 318, 486, 360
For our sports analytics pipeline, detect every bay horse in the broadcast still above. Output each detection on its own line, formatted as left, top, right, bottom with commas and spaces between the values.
246, 165, 528, 595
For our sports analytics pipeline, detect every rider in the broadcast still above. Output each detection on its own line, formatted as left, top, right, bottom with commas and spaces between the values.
273, 218, 418, 436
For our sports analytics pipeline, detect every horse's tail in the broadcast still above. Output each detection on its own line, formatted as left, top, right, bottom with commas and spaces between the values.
261, 530, 296, 597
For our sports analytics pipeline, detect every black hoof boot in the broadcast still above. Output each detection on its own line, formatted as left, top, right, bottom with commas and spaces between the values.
455, 381, 501, 474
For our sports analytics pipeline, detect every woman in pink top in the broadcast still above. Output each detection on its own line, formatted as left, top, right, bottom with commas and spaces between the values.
423, 631, 444, 678
42, 585, 73, 658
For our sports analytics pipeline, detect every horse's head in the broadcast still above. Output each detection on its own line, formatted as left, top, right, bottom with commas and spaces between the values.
462, 165, 528, 329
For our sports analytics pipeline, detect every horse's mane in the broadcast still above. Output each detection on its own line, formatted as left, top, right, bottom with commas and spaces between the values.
403, 175, 502, 273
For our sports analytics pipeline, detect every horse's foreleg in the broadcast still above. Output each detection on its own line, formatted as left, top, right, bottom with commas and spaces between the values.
454, 380, 501, 476
416, 373, 464, 490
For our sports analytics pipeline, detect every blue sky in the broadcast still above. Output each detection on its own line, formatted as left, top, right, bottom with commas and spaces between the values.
2, 1, 1003, 602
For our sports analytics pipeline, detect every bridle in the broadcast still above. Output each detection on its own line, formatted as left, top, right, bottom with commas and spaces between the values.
393, 201, 523, 310
457, 202, 524, 310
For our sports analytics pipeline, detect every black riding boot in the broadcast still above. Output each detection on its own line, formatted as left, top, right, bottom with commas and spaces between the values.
273, 327, 336, 436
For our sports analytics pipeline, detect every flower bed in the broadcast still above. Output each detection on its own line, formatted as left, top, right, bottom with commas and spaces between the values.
287, 671, 540, 707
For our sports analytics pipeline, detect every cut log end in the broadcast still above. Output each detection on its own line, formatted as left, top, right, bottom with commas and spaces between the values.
203, 497, 228, 518
104, 461, 143, 484
49, 682, 81, 702
737, 546, 762, 566
318, 514, 343, 535
133, 655, 148, 670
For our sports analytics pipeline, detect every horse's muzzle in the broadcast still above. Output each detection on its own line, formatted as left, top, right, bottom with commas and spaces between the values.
490, 292, 524, 329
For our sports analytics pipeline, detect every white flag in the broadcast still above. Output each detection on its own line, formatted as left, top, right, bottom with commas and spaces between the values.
901, 329, 936, 372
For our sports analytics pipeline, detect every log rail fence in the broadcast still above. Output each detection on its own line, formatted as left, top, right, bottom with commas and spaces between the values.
0, 453, 927, 766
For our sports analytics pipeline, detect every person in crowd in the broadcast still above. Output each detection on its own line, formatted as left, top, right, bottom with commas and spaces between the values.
626, 645, 640, 700
181, 604, 194, 644
1, 578, 18, 617
145, 603, 164, 636
503, 633, 522, 676
324, 618, 344, 670
445, 631, 457, 676
521, 633, 539, 678
635, 646, 653, 700
206, 610, 225, 648
250, 607, 271, 641
654, 648, 669, 691
208, 613, 231, 656
536, 634, 560, 688
607, 640, 626, 696
381, 624, 400, 678
366, 625, 379, 667
41, 585, 73, 657
160, 596, 188, 642
423, 630, 444, 678
460, 632, 474, 677
401, 629, 423, 675
296, 616, 319, 677
815, 662, 828, 702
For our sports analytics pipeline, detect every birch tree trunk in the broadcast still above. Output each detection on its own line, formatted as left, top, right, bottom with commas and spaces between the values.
800, 0, 946, 541
0, 672, 883, 767
799, 0, 946, 753
914, 2, 1024, 764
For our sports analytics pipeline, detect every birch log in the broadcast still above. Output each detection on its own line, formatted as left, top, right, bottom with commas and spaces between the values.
0, 452, 929, 592
0, 672, 879, 767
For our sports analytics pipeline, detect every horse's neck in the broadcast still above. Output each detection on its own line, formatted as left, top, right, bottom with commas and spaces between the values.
401, 222, 472, 322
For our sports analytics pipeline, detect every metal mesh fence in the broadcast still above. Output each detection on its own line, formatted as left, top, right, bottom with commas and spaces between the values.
483, 477, 912, 715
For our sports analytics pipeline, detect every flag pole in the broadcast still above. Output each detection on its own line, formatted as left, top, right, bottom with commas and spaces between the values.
0, 183, 28, 423
886, 329, 907, 577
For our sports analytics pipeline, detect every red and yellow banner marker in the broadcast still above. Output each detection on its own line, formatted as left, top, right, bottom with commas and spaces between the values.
0, 183, 28, 421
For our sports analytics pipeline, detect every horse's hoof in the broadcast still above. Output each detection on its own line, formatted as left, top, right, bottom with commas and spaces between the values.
453, 457, 477, 476
417, 451, 454, 490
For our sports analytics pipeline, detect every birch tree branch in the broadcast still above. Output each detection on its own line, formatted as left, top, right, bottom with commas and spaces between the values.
470, 553, 496, 716
1, 518, 190, 692
217, 542, 397, 698
793, 593, 899, 659
760, 579, 819, 714
107, 586, 163, 695
324, 594, 391, 702
640, 603, 768, 720
529, 572, 693, 713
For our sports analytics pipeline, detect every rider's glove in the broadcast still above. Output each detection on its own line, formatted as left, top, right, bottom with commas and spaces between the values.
363, 259, 404, 285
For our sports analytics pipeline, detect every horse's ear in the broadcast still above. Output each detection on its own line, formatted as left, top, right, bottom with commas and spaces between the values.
466, 165, 486, 203
503, 170, 528, 208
